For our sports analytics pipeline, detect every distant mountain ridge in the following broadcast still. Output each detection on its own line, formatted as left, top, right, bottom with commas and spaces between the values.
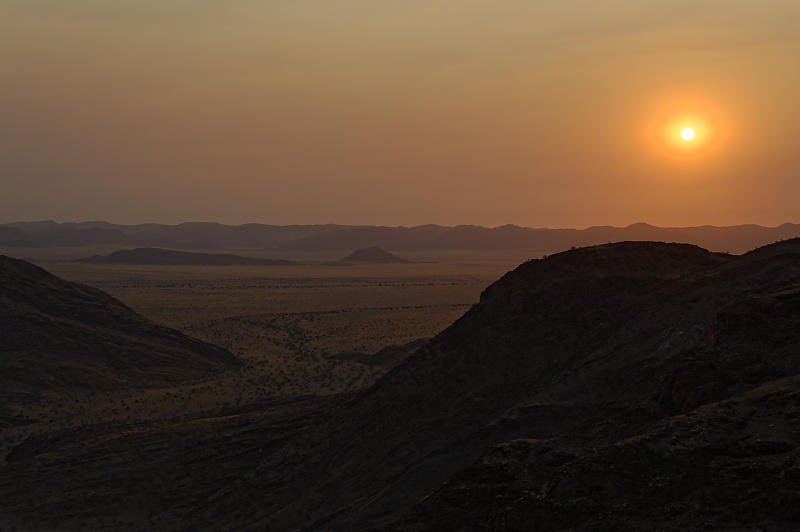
1, 220, 799, 253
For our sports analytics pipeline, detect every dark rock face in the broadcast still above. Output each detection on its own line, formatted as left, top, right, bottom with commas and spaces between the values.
386, 240, 800, 531
397, 378, 800, 531
0, 255, 241, 419
79, 247, 292, 266
342, 246, 412, 263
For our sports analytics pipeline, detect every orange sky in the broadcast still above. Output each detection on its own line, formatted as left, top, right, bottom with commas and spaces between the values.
2, 1, 799, 227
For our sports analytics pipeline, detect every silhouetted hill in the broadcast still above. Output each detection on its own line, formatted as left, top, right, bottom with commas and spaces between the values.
0, 256, 240, 427
342, 246, 411, 263
225, 239, 800, 530
4, 220, 798, 253
79, 247, 293, 266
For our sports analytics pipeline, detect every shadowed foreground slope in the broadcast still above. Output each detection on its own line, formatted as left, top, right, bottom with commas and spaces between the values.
0, 255, 240, 425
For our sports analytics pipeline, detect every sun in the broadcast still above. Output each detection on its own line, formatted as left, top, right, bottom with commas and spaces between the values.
681, 127, 695, 141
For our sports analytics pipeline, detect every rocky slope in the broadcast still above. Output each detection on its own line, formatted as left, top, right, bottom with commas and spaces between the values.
396, 375, 800, 531
395, 241, 800, 530
234, 239, 800, 530
0, 395, 326, 531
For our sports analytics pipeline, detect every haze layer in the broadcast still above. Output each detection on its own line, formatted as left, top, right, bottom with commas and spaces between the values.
2, 1, 799, 226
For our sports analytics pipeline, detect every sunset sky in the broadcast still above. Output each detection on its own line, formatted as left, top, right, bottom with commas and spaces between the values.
2, 1, 799, 227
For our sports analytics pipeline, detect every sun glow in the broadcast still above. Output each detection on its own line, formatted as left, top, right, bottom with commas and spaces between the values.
638, 89, 740, 163
658, 112, 717, 153
638, 92, 740, 168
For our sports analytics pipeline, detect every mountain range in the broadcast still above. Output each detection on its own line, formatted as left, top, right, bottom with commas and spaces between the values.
1, 220, 799, 253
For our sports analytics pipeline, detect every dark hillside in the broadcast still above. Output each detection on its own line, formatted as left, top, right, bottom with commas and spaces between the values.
0, 255, 240, 426
233, 240, 800, 530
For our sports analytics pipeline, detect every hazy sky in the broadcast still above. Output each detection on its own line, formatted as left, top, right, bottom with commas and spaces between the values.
2, 1, 799, 227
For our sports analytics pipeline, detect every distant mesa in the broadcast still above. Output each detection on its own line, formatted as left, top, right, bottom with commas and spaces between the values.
79, 247, 293, 266
342, 246, 411, 264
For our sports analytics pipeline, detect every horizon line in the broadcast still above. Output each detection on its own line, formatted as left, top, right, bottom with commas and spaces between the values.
3, 219, 799, 232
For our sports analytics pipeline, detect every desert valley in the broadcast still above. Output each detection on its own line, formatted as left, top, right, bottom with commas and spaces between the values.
4, 1, 800, 529
2, 221, 800, 529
